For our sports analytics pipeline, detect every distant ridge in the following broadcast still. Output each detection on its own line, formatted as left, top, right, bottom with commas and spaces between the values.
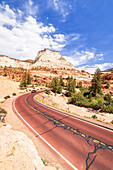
103, 68, 113, 72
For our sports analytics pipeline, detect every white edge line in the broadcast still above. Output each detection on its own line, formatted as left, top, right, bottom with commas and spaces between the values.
33, 95, 113, 133
13, 96, 78, 170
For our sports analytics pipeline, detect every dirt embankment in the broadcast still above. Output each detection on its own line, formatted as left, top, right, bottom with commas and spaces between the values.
0, 76, 19, 101
36, 91, 113, 124
0, 76, 64, 170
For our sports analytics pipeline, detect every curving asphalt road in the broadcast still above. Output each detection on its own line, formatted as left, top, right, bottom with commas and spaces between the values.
13, 92, 113, 170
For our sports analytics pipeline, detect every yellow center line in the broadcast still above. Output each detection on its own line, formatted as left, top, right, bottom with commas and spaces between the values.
25, 96, 113, 153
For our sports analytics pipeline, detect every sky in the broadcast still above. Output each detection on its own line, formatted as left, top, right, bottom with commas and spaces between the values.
0, 0, 113, 73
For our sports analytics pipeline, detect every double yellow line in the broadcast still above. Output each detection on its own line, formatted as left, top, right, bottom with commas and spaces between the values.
25, 97, 113, 152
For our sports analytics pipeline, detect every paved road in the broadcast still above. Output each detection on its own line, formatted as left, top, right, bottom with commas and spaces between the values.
13, 92, 113, 170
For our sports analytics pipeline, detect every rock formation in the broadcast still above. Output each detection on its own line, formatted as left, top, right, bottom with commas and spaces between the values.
0, 49, 93, 87
32, 48, 74, 68
0, 55, 31, 69
0, 124, 44, 170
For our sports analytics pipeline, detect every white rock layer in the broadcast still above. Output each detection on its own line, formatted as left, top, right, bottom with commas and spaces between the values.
0, 125, 44, 170
0, 55, 30, 69
32, 49, 74, 68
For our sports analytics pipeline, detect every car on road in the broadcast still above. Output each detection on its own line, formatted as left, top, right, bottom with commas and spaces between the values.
31, 90, 36, 93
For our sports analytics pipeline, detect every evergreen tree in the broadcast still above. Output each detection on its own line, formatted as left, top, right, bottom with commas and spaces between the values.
66, 76, 76, 97
51, 77, 62, 93
20, 72, 31, 88
59, 76, 64, 86
27, 73, 31, 85
91, 68, 102, 96
77, 81, 82, 88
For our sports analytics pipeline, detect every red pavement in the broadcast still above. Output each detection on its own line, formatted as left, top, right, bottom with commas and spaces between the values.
13, 92, 113, 170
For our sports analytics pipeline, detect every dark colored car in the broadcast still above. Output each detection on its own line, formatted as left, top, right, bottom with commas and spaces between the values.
31, 90, 36, 93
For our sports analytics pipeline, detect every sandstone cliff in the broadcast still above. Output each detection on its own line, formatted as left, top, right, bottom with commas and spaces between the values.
32, 49, 74, 68
0, 55, 31, 69
0, 123, 44, 170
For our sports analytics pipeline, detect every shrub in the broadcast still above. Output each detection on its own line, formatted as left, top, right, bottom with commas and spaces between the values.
4, 95, 10, 99
101, 104, 113, 113
92, 115, 97, 119
0, 108, 7, 114
12, 93, 16, 96
45, 89, 50, 95
104, 93, 112, 102
110, 120, 113, 124
0, 108, 7, 122
68, 93, 85, 105
97, 97, 104, 107
41, 158, 47, 166
57, 85, 62, 94
105, 82, 110, 89
3, 73, 7, 76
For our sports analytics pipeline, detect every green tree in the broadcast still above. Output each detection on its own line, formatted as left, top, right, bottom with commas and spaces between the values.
77, 81, 82, 88
105, 81, 110, 89
104, 93, 112, 104
20, 72, 31, 88
91, 68, 102, 96
51, 77, 62, 93
66, 76, 76, 97
57, 85, 62, 94
27, 73, 31, 85
59, 76, 64, 86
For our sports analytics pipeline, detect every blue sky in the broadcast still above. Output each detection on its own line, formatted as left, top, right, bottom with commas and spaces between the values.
0, 0, 113, 73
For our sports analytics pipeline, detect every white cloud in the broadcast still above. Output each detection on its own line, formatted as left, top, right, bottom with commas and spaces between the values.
96, 53, 104, 60
66, 33, 80, 42
65, 50, 96, 66
64, 48, 104, 70
53, 34, 65, 42
53, 0, 75, 21
77, 63, 113, 74
0, 4, 16, 26
0, 4, 66, 60
25, 0, 38, 16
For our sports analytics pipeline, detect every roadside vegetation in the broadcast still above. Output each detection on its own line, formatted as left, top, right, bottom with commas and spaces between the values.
49, 68, 113, 113
20, 72, 32, 88
0, 107, 7, 122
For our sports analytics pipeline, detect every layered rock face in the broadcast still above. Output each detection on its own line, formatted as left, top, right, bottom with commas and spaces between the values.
0, 55, 30, 69
32, 49, 74, 68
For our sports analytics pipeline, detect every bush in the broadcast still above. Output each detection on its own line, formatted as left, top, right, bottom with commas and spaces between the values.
0, 108, 7, 114
101, 104, 113, 113
0, 108, 7, 122
45, 89, 50, 95
92, 115, 97, 119
69, 93, 101, 110
110, 120, 113, 124
68, 93, 85, 105
104, 93, 112, 102
3, 73, 7, 76
12, 93, 16, 96
57, 85, 62, 94
4, 95, 10, 99
97, 97, 104, 107
105, 82, 110, 89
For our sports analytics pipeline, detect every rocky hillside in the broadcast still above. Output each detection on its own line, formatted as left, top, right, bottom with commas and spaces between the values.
103, 68, 113, 72
0, 55, 31, 69
32, 49, 73, 68
0, 49, 93, 87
